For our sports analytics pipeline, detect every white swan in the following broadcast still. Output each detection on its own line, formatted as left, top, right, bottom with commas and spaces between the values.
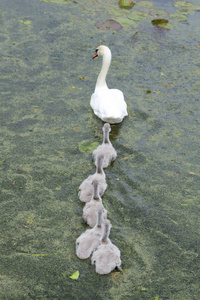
82, 180, 107, 227
90, 45, 128, 124
91, 219, 121, 275
78, 155, 107, 202
93, 123, 117, 168
76, 207, 104, 259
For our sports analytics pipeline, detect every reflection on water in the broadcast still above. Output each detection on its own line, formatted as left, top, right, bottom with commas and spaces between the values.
0, 0, 200, 299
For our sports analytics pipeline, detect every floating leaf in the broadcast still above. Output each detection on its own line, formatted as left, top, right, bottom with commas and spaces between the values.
78, 140, 99, 153
173, 1, 194, 8
118, 0, 135, 9
95, 19, 122, 31
180, 203, 189, 206
139, 287, 147, 291
69, 271, 79, 280
152, 19, 169, 26
150, 296, 159, 300
79, 76, 86, 81
108, 7, 130, 17
149, 9, 169, 18
193, 5, 200, 11
19, 20, 31, 25
152, 19, 173, 29
135, 1, 154, 9
157, 23, 173, 29
177, 8, 196, 15
170, 13, 187, 21
114, 17, 137, 28
127, 11, 148, 21
55, 186, 61, 190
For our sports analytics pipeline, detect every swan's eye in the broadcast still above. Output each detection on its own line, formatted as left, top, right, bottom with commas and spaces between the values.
95, 49, 99, 53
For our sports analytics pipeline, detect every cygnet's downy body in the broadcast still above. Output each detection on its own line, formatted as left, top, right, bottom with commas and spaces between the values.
82, 180, 107, 227
93, 123, 117, 168
76, 207, 104, 259
91, 219, 121, 275
78, 155, 107, 202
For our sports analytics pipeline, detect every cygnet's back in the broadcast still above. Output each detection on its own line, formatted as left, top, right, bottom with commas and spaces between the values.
82, 180, 107, 227
93, 123, 117, 168
76, 207, 104, 259
78, 155, 107, 202
91, 219, 121, 274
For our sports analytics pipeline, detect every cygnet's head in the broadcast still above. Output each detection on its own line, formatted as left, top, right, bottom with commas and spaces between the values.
92, 45, 111, 59
103, 123, 111, 133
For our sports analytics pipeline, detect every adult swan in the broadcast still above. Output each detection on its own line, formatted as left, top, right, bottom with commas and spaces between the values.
90, 45, 128, 124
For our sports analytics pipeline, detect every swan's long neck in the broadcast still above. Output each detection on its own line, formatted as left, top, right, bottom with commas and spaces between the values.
103, 128, 110, 144
101, 220, 111, 243
95, 48, 111, 90
96, 208, 103, 228
96, 155, 104, 174
92, 181, 101, 200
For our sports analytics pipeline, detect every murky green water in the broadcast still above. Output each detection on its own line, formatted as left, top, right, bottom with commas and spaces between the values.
0, 0, 200, 299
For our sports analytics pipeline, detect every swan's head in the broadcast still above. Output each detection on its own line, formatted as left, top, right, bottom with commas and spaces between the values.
92, 45, 111, 59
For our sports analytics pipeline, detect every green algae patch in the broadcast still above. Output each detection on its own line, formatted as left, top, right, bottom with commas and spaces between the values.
18, 252, 66, 256
40, 0, 71, 4
78, 140, 99, 153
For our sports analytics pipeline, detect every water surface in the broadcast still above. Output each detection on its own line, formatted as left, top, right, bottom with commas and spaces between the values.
0, 0, 200, 299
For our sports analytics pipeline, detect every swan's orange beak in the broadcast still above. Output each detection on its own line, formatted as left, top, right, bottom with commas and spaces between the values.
92, 52, 98, 59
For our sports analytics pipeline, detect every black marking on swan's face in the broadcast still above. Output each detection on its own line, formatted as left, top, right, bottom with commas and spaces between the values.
92, 48, 99, 59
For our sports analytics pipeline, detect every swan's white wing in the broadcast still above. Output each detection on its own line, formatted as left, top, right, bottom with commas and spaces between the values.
90, 88, 128, 124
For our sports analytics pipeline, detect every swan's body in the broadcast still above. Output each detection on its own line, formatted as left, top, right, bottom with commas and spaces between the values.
82, 180, 107, 227
90, 45, 128, 124
78, 155, 107, 202
76, 208, 104, 259
93, 123, 117, 168
91, 219, 121, 275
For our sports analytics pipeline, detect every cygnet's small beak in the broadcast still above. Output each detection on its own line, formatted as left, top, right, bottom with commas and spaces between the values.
92, 52, 98, 59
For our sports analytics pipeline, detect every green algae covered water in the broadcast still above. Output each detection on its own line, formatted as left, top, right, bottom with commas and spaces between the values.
0, 0, 200, 299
